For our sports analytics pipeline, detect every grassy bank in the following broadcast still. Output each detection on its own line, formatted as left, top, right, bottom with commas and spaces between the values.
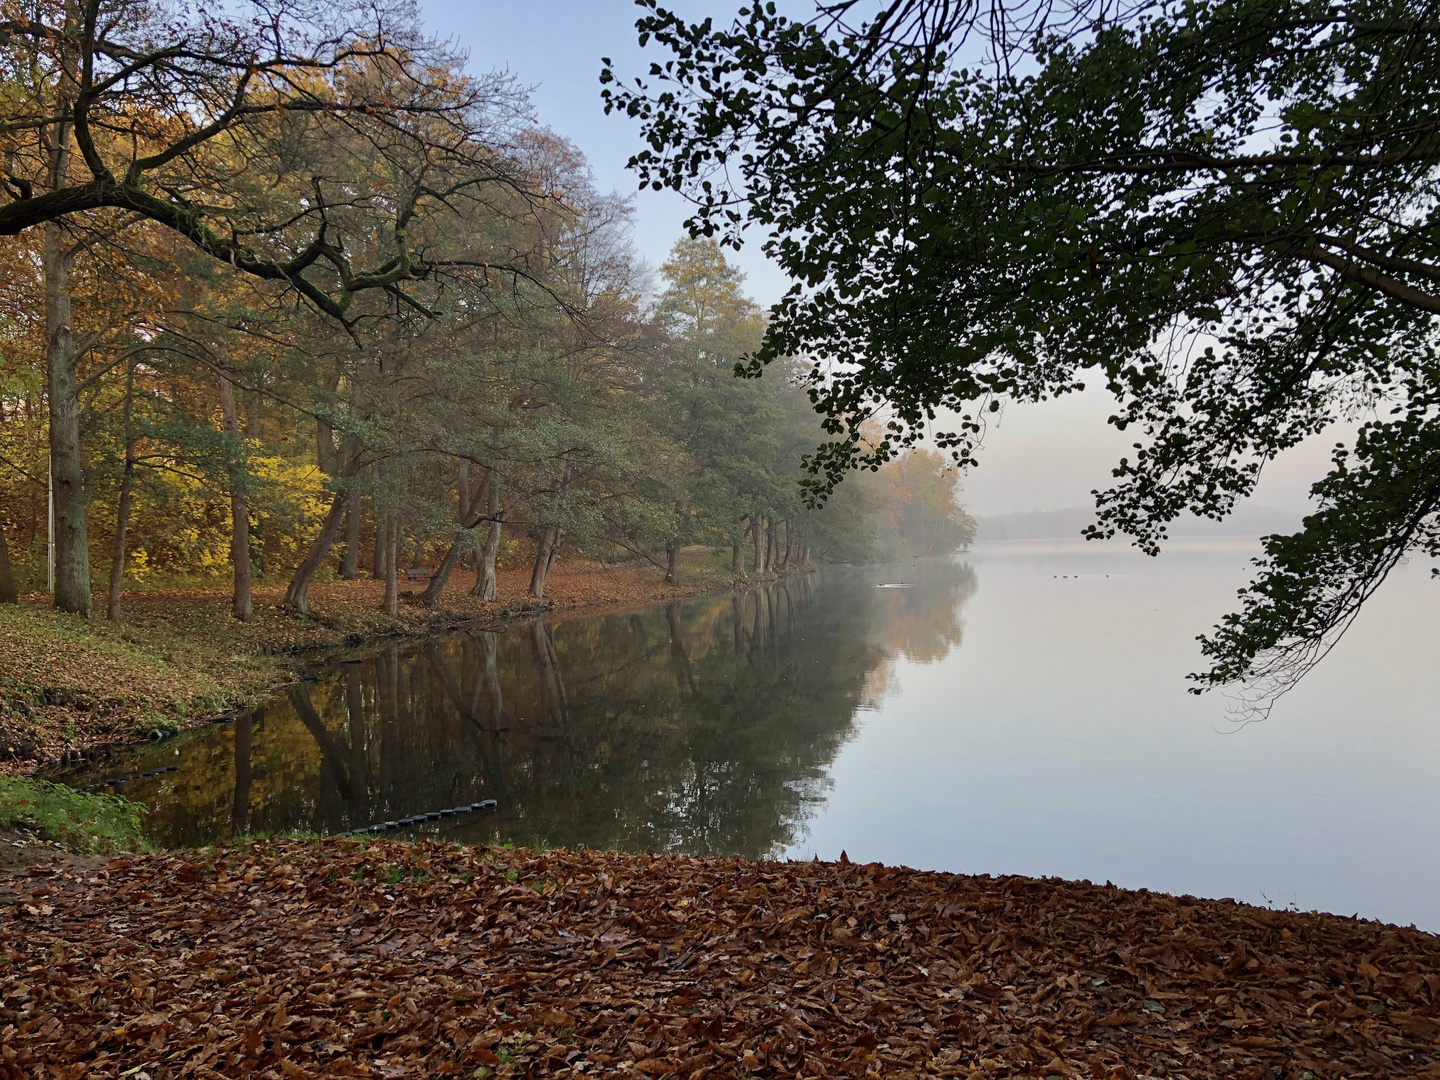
0, 776, 146, 856
0, 549, 768, 771
4, 839, 1437, 1079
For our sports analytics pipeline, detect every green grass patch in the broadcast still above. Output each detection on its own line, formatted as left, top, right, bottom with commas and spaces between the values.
0, 776, 148, 854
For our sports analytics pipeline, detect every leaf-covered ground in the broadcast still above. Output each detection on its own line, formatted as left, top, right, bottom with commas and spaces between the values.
3, 841, 1437, 1079
0, 554, 740, 770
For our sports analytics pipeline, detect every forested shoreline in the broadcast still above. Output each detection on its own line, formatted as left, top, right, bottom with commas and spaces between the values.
0, 0, 973, 630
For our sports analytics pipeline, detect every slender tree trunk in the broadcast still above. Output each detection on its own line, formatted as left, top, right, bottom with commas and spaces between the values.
373, 510, 388, 580
731, 541, 744, 580
529, 525, 559, 600
546, 527, 561, 577
383, 517, 399, 615
456, 462, 472, 572
106, 362, 137, 621
340, 494, 360, 579
45, 151, 90, 616
0, 522, 17, 604
664, 538, 679, 585
779, 519, 791, 570
218, 368, 253, 622
424, 467, 493, 608
105, 464, 136, 622
752, 515, 764, 575
422, 533, 465, 608
283, 483, 350, 616
471, 473, 500, 600
766, 518, 778, 573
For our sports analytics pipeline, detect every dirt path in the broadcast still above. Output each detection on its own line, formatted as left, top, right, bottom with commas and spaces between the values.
3, 841, 1437, 1079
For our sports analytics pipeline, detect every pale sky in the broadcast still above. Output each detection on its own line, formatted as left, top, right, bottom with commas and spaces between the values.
420, 0, 1342, 518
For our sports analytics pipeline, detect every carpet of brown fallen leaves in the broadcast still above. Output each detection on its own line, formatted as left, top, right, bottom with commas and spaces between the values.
3, 841, 1437, 1080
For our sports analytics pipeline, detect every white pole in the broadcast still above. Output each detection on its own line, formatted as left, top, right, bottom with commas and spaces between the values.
47, 457, 54, 593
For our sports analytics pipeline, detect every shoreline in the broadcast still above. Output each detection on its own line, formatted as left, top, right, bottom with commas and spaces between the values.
4, 840, 1436, 1078
1, 556, 813, 774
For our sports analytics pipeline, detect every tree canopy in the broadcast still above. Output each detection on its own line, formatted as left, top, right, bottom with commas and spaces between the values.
604, 0, 1440, 701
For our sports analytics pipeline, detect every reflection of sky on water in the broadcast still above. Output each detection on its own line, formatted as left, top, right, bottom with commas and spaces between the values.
786, 539, 1440, 932
59, 539, 1438, 930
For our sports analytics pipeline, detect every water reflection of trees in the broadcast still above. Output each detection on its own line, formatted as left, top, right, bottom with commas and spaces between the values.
129, 560, 977, 853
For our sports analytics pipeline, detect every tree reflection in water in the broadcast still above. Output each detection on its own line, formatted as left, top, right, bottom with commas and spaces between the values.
85, 560, 977, 854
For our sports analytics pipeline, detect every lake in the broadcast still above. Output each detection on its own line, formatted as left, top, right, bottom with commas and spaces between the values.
58, 538, 1440, 930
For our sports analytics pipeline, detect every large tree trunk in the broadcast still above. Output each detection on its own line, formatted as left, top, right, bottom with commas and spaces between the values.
778, 519, 791, 570
382, 517, 399, 615
0, 522, 17, 604
283, 485, 349, 616
766, 518, 778, 573
423, 468, 493, 608
471, 473, 500, 600
422, 532, 465, 608
528, 525, 559, 600
218, 368, 253, 622
340, 494, 360, 579
44, 147, 90, 616
731, 541, 744, 580
752, 515, 766, 576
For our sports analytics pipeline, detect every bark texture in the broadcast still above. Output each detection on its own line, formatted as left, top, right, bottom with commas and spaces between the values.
45, 221, 90, 615
283, 487, 348, 615
471, 473, 500, 600
373, 511, 388, 580
340, 496, 360, 579
528, 526, 560, 600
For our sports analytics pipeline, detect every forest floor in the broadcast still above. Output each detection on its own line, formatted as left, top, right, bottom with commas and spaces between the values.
0, 550, 751, 771
3, 838, 1437, 1080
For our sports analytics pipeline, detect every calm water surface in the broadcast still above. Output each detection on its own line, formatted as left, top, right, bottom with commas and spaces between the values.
59, 539, 1440, 929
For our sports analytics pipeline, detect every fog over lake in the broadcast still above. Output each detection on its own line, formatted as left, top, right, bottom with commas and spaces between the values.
786, 539, 1440, 931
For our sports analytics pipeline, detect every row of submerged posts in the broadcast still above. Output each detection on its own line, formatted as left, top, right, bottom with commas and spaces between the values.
345, 799, 499, 835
